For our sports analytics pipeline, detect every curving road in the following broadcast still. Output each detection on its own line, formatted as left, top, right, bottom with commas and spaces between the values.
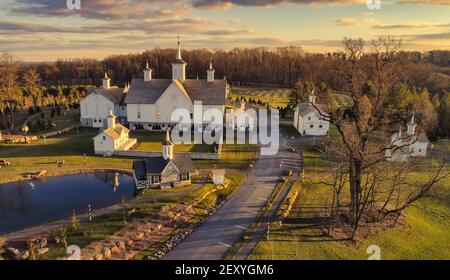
163, 126, 304, 260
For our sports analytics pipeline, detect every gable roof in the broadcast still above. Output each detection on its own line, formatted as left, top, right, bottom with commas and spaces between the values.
87, 86, 126, 105
102, 128, 120, 140
125, 79, 172, 104
95, 124, 130, 141
296, 102, 327, 117
417, 132, 429, 143
135, 154, 195, 175
125, 78, 227, 105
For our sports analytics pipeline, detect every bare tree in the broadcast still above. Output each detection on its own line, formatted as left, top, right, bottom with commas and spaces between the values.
0, 53, 20, 130
24, 67, 42, 112
311, 37, 448, 238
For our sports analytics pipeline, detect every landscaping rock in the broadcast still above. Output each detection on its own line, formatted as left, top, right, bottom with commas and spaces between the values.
6, 247, 19, 256
93, 253, 103, 261
17, 250, 30, 260
127, 239, 134, 247
116, 241, 125, 249
102, 248, 112, 260
35, 238, 47, 248
110, 246, 121, 255
133, 232, 145, 241
37, 247, 49, 256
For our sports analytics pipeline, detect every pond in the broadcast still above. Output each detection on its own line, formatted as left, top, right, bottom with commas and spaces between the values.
0, 172, 136, 235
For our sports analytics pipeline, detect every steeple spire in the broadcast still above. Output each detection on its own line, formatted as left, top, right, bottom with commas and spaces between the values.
407, 113, 417, 135
308, 89, 316, 105
143, 61, 152, 81
162, 130, 174, 160
172, 36, 187, 82
102, 72, 111, 89
176, 36, 182, 61
207, 61, 215, 82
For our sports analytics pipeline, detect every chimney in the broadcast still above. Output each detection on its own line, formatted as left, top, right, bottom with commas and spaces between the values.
162, 130, 174, 160
143, 62, 152, 82
102, 72, 111, 89
308, 89, 316, 105
207, 62, 215, 82
407, 114, 417, 135
107, 109, 116, 129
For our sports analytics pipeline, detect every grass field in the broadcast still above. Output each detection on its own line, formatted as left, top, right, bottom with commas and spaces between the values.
0, 128, 258, 184
0, 128, 136, 184
248, 144, 450, 260
132, 132, 216, 153
231, 86, 295, 109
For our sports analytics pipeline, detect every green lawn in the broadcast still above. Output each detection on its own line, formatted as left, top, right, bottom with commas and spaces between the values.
231, 86, 295, 109
432, 139, 450, 155
0, 128, 136, 184
0, 126, 258, 184
132, 132, 216, 153
248, 146, 450, 260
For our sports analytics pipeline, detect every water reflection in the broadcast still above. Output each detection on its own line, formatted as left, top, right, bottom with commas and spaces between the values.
0, 172, 136, 235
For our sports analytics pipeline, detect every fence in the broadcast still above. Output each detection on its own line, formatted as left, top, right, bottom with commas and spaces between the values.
114, 145, 222, 160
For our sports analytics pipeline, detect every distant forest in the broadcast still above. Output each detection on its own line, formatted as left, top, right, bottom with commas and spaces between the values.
26, 47, 449, 94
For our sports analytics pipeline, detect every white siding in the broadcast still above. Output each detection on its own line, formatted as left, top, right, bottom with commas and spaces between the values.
80, 93, 115, 128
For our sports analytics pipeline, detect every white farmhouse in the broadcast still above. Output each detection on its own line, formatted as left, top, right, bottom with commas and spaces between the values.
125, 40, 228, 131
293, 91, 330, 136
93, 110, 136, 155
80, 73, 128, 128
385, 115, 429, 162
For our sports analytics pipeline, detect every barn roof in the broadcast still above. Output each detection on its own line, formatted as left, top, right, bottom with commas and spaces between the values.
296, 102, 327, 117
134, 154, 194, 176
87, 86, 126, 105
125, 78, 227, 105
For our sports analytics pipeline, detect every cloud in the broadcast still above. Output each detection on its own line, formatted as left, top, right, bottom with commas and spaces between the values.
10, 0, 190, 20
398, 0, 450, 5
335, 18, 358, 26
192, 0, 450, 8
201, 29, 255, 35
193, 0, 364, 9
403, 32, 450, 40
372, 22, 450, 29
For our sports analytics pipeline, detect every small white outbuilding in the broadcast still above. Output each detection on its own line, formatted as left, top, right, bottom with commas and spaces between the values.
293, 90, 330, 136
93, 110, 136, 155
385, 115, 429, 162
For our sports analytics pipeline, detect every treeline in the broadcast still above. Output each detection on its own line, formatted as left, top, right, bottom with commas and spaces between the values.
29, 47, 449, 93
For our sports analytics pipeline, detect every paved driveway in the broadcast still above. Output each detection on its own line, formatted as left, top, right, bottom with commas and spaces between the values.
163, 126, 305, 260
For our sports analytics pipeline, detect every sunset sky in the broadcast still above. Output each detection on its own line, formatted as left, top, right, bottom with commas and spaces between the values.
0, 0, 449, 62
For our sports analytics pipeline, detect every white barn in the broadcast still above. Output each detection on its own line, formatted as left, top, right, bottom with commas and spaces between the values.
293, 91, 330, 136
385, 115, 429, 162
80, 73, 128, 128
125, 41, 228, 131
93, 110, 136, 155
